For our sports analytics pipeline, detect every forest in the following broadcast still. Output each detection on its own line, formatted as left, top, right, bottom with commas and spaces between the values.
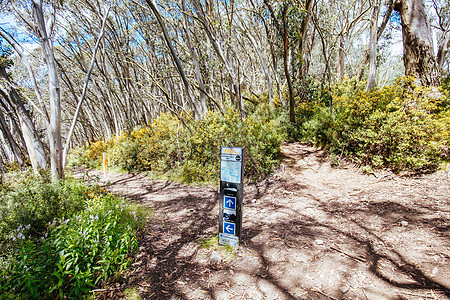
0, 0, 449, 298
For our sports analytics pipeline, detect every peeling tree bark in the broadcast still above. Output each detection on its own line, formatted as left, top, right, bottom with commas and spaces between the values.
394, 0, 440, 86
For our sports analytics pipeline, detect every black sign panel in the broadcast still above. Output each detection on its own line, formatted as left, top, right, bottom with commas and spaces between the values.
219, 147, 244, 246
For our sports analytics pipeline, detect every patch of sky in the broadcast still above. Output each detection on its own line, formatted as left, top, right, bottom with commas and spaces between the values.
389, 10, 401, 26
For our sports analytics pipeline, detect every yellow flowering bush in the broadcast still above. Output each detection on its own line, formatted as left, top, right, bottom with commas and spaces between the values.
179, 104, 286, 182
295, 76, 450, 173
67, 139, 112, 169
69, 105, 286, 182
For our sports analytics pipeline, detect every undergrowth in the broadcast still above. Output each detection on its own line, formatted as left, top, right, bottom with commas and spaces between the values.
291, 76, 450, 173
0, 171, 147, 299
69, 77, 449, 178
68, 104, 287, 183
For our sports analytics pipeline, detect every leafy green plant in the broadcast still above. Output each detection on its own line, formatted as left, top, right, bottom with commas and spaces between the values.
0, 174, 146, 299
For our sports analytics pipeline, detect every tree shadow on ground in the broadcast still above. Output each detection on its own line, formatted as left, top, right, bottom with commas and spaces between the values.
94, 169, 449, 299
103, 191, 218, 299
305, 193, 450, 297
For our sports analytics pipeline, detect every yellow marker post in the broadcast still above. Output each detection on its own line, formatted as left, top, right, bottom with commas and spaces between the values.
102, 152, 108, 177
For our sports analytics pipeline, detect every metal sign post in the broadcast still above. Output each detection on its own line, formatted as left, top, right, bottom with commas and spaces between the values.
219, 147, 244, 247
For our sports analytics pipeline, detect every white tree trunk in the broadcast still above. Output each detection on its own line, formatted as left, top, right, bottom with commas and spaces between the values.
34, 0, 63, 180
182, 0, 208, 116
367, 4, 379, 91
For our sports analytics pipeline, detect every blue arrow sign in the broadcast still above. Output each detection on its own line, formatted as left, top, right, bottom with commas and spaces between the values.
223, 222, 235, 235
224, 196, 236, 210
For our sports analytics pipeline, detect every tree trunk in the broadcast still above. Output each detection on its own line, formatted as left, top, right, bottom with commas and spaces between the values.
182, 0, 208, 116
367, 4, 379, 91
337, 34, 345, 81
0, 109, 23, 165
437, 31, 450, 71
299, 0, 313, 79
394, 0, 439, 86
62, 8, 109, 167
242, 26, 274, 105
33, 0, 63, 180
357, 0, 394, 81
282, 6, 295, 123
191, 0, 245, 117
0, 65, 47, 172
262, 16, 286, 107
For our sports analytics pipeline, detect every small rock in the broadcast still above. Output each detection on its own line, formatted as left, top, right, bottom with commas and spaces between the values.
209, 251, 222, 267
139, 246, 145, 252
432, 267, 438, 275
315, 239, 325, 245
340, 285, 350, 294
400, 221, 409, 227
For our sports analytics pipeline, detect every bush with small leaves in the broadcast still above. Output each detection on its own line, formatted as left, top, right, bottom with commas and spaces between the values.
69, 104, 287, 182
293, 76, 450, 173
0, 174, 146, 299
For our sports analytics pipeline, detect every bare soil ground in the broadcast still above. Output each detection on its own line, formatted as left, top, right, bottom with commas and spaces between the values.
80, 143, 450, 300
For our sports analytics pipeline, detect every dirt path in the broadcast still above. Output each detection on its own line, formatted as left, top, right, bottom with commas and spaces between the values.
81, 143, 450, 300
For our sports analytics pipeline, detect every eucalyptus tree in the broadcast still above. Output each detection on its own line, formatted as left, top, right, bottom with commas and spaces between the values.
236, 13, 274, 105
250, 0, 286, 107
357, 0, 395, 81
0, 49, 47, 171
145, 0, 203, 119
263, 0, 296, 122
191, 0, 247, 118
366, 0, 379, 91
0, 49, 26, 167
432, 0, 450, 73
394, 0, 439, 86
1, 0, 62, 177
334, 0, 371, 81
0, 41, 24, 166
61, 5, 110, 166
181, 0, 208, 115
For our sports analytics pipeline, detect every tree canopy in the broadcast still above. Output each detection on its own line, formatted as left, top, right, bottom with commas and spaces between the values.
0, 0, 449, 178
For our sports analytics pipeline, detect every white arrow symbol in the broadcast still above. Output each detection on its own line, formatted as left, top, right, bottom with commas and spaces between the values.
226, 225, 233, 233
226, 199, 234, 206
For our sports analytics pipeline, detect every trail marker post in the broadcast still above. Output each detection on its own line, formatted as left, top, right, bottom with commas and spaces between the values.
102, 152, 108, 177
219, 147, 244, 247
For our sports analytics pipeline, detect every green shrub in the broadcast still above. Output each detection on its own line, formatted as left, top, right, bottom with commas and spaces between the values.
69, 104, 287, 182
293, 76, 450, 173
0, 174, 145, 299
67, 139, 111, 169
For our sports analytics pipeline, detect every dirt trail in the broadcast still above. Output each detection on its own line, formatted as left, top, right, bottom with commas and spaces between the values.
81, 143, 450, 300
